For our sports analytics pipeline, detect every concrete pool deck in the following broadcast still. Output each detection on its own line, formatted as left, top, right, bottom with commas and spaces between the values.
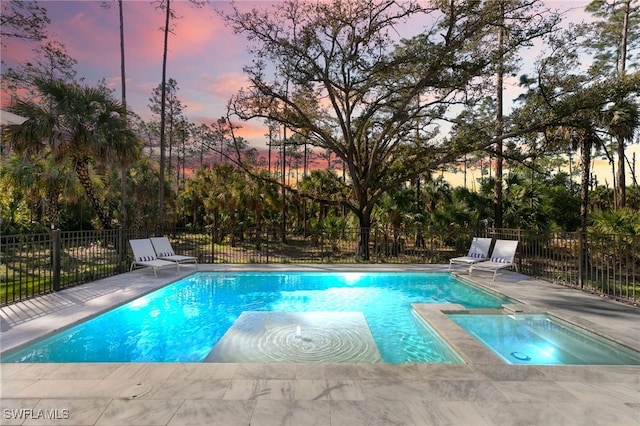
1, 264, 639, 425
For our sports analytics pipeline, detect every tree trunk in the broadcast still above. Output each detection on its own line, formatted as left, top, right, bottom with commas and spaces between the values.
158, 0, 171, 229
616, 0, 630, 208
617, 135, 626, 208
46, 189, 60, 230
281, 125, 287, 244
74, 156, 112, 229
119, 0, 128, 229
578, 136, 592, 289
356, 212, 371, 261
494, 2, 505, 229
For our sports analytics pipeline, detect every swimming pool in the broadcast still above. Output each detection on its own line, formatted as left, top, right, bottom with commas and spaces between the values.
448, 313, 640, 365
1, 271, 514, 364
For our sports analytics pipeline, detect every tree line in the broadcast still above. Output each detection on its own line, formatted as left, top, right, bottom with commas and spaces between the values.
1, 0, 639, 259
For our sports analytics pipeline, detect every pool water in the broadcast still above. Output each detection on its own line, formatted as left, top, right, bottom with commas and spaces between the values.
448, 313, 640, 365
1, 271, 513, 364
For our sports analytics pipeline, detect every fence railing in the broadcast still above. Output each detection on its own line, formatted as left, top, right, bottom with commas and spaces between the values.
1, 227, 637, 305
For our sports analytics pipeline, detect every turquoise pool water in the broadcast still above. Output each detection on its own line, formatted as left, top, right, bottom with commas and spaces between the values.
1, 271, 513, 364
448, 313, 640, 365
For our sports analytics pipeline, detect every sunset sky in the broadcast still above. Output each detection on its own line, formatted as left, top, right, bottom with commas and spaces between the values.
3, 0, 635, 185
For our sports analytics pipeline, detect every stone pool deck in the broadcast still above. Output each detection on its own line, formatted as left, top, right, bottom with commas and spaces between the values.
1, 264, 639, 425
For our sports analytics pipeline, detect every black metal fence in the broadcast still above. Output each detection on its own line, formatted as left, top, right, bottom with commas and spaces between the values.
1, 227, 638, 305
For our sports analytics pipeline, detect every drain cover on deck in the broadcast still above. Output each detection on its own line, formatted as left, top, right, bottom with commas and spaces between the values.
204, 311, 382, 363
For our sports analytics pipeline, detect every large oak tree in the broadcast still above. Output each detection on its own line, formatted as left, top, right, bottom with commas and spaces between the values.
224, 0, 517, 259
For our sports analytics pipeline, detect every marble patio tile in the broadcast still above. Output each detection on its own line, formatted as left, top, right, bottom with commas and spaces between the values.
95, 398, 183, 426
14, 379, 102, 398
251, 399, 331, 426
41, 363, 120, 380
322, 363, 359, 379
475, 401, 571, 426
166, 399, 255, 426
0, 379, 38, 395
293, 379, 330, 400
0, 363, 30, 379
296, 379, 365, 401
324, 379, 365, 401
3, 364, 62, 380
148, 379, 231, 400
416, 364, 488, 380
106, 363, 178, 381
593, 366, 640, 384
22, 398, 111, 426
167, 363, 238, 380
0, 398, 39, 426
556, 381, 640, 403
424, 379, 508, 402
492, 380, 581, 402
329, 400, 417, 426
355, 363, 420, 380
473, 364, 549, 381
548, 402, 640, 426
404, 400, 492, 426
223, 379, 294, 400
84, 379, 163, 399
538, 365, 640, 383
295, 363, 325, 379
234, 363, 297, 379
359, 379, 435, 401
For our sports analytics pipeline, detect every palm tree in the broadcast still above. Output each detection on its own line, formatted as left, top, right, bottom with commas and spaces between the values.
3, 151, 81, 229
548, 122, 602, 288
601, 98, 640, 208
4, 79, 140, 229
298, 170, 344, 224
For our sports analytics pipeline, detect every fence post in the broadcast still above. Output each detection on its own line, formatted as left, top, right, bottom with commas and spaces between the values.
211, 226, 216, 264
374, 228, 378, 263
119, 228, 126, 272
265, 228, 269, 264
578, 230, 585, 289
52, 229, 61, 291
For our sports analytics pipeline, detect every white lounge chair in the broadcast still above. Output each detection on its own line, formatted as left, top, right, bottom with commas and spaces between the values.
129, 238, 178, 278
448, 237, 492, 271
469, 239, 519, 281
150, 236, 198, 270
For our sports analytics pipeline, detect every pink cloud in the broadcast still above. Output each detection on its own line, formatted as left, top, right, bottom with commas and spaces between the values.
3, 0, 598, 155
199, 72, 249, 99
